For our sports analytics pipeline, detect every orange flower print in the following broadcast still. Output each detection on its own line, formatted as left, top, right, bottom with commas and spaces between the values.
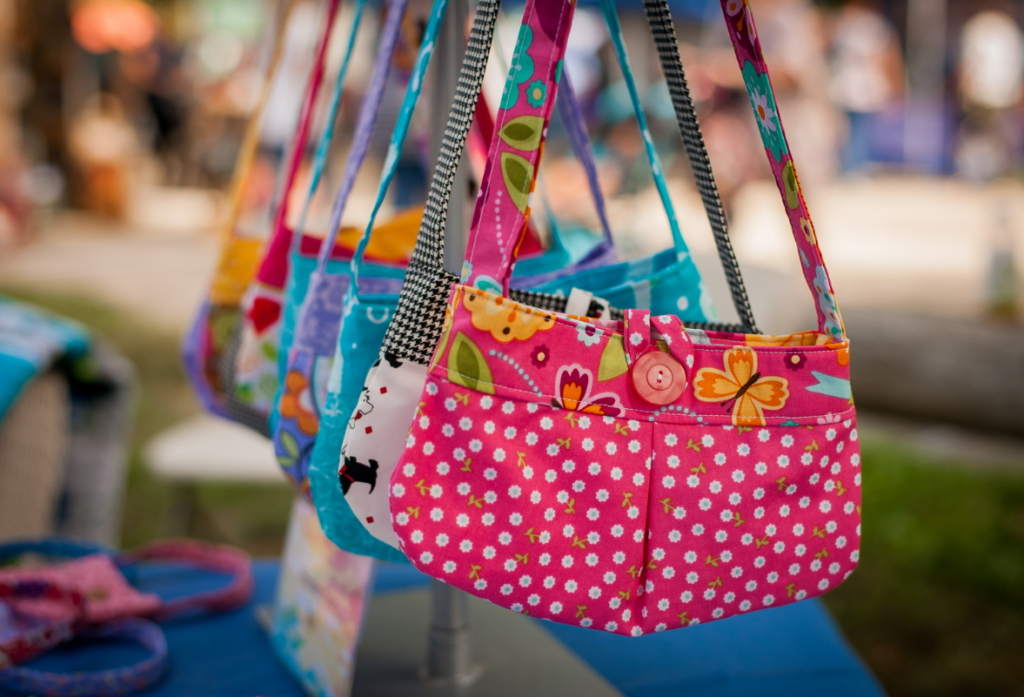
463, 289, 555, 343
800, 217, 816, 245
552, 365, 623, 417
279, 370, 319, 435
693, 348, 789, 426
826, 343, 850, 367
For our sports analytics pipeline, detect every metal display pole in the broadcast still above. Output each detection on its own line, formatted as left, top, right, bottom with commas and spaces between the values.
425, 0, 481, 686
423, 579, 481, 684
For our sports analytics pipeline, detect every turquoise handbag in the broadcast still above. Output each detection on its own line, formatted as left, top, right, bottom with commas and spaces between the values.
305, 0, 451, 560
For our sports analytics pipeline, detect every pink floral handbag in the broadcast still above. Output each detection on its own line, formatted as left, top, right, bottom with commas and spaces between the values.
387, 0, 858, 637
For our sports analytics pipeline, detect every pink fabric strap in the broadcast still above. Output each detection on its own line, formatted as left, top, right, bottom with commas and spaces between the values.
717, 0, 844, 340
122, 540, 254, 620
0, 541, 251, 626
463, 0, 844, 340
257, 0, 344, 290
462, 0, 576, 296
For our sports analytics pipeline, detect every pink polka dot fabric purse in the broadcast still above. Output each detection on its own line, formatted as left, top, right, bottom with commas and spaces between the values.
385, 0, 859, 637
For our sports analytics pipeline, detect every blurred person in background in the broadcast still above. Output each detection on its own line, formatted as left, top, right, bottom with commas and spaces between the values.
954, 10, 1024, 317
691, 0, 840, 213
749, 0, 843, 182
66, 93, 140, 219
827, 0, 905, 174
118, 33, 189, 184
954, 10, 1024, 182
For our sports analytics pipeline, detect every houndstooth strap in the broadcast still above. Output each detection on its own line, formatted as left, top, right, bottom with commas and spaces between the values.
643, 0, 757, 334
382, 0, 501, 365
383, 0, 755, 366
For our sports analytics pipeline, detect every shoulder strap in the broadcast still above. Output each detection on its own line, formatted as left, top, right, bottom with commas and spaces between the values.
554, 72, 613, 253
254, 0, 344, 291
717, 0, 844, 340
292, 0, 370, 263
350, 0, 447, 287
643, 0, 757, 332
382, 0, 507, 365
219, 0, 302, 241
489, 23, 613, 253
317, 0, 411, 279
599, 0, 686, 257
461, 0, 576, 294
0, 578, 85, 667
271, 0, 343, 238
0, 617, 168, 697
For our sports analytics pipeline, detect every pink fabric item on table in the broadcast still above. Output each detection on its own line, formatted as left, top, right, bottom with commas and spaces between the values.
0, 556, 159, 625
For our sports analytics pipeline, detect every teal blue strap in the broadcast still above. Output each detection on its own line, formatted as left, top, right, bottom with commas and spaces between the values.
599, 0, 687, 256
290, 0, 369, 259
351, 0, 450, 284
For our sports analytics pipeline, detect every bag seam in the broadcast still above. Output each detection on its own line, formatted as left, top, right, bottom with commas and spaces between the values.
433, 367, 857, 422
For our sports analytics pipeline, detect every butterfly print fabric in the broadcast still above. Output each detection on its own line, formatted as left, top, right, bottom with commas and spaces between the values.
381, 0, 862, 638
390, 289, 860, 636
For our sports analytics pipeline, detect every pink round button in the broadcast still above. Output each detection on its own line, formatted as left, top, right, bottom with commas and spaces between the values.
631, 351, 687, 406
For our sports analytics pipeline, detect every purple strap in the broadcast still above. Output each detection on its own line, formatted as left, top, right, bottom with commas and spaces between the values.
0, 618, 168, 697
315, 0, 410, 274
555, 72, 613, 253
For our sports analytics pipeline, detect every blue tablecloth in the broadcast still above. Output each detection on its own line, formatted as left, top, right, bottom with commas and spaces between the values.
2, 561, 884, 697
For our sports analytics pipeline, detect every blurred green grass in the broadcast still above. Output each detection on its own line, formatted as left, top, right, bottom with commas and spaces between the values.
4, 286, 1024, 696
825, 439, 1024, 697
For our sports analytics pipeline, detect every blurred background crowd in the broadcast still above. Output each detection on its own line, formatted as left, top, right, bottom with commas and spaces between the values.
1, 0, 1023, 695
3, 0, 1024, 317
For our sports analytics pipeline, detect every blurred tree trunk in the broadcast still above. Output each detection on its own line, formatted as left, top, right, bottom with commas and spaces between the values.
846, 309, 1024, 434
